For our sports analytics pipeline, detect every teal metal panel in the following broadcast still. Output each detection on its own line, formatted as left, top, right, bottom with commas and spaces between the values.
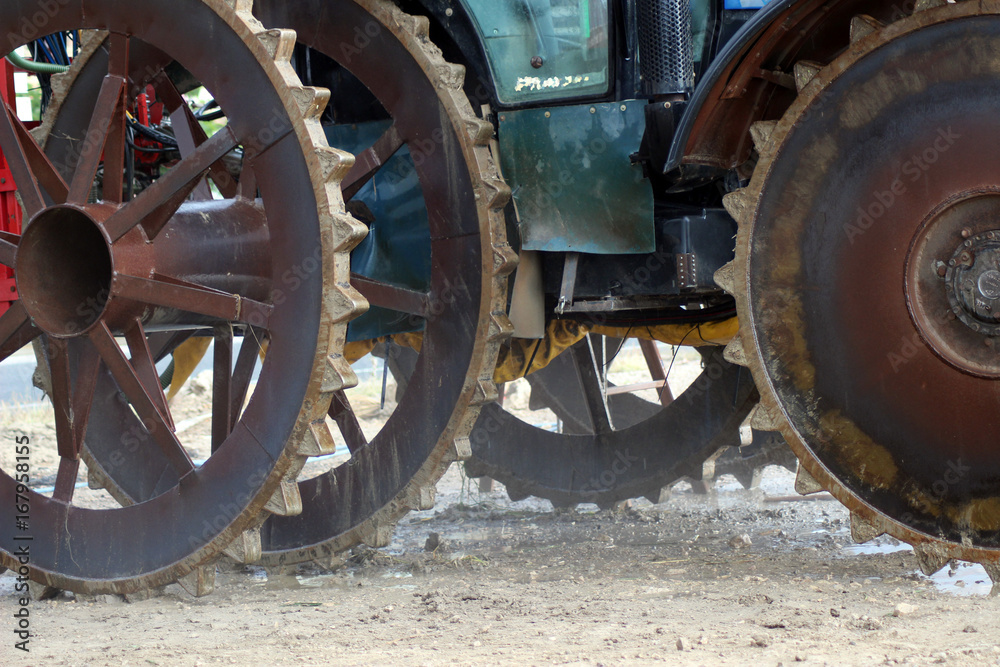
325, 122, 430, 342
458, 0, 612, 105
499, 100, 655, 254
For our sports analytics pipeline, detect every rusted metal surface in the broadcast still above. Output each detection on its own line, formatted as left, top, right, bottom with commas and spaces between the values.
0, 0, 365, 594
249, 0, 514, 567
725, 1, 1000, 580
674, 0, 918, 171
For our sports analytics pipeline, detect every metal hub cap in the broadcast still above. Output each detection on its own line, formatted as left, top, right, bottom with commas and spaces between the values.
946, 232, 1000, 332
905, 194, 1000, 377
904, 196, 1000, 377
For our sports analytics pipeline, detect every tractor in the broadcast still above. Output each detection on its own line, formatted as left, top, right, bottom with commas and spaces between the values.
1, 0, 998, 595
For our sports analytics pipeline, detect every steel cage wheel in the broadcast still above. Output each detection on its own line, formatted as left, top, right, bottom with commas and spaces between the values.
249, 0, 513, 566
0, 0, 364, 593
722, 1, 1000, 579
467, 337, 762, 508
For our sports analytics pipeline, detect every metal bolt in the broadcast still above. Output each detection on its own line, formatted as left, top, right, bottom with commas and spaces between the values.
663, 102, 672, 109
620, 104, 627, 112
965, 240, 973, 247
949, 259, 957, 267
937, 264, 948, 277
590, 107, 596, 114
544, 111, 551, 119
531, 56, 544, 69
987, 338, 995, 348
445, 7, 453, 16
499, 115, 505, 122
962, 227, 973, 238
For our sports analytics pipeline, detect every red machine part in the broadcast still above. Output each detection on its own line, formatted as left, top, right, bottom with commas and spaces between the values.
0, 58, 22, 314
133, 84, 166, 166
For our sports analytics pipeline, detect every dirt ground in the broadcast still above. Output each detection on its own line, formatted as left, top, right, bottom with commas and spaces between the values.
2, 347, 999, 666
2, 464, 998, 666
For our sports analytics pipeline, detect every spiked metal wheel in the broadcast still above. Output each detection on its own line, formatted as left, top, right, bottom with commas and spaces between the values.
68, 0, 512, 567
249, 0, 512, 566
0, 0, 365, 594
720, 0, 1000, 584
466, 335, 763, 508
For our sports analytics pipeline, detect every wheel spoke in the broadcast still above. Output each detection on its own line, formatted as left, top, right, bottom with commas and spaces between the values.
0, 301, 41, 363
101, 33, 131, 204
90, 322, 194, 477
570, 336, 614, 435
212, 324, 232, 453
52, 457, 81, 503
638, 339, 674, 407
328, 390, 368, 454
229, 327, 262, 430
124, 318, 174, 432
67, 74, 127, 204
48, 338, 101, 464
341, 123, 403, 201
72, 343, 102, 446
237, 157, 258, 200
0, 104, 69, 214
112, 273, 272, 326
48, 338, 76, 460
103, 126, 240, 242
154, 72, 238, 199
0, 231, 18, 268
350, 273, 429, 317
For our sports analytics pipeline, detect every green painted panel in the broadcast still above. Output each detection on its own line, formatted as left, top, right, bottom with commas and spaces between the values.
499, 100, 655, 254
460, 0, 611, 104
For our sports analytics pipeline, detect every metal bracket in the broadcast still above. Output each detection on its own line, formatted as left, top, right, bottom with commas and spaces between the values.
676, 252, 697, 289
556, 252, 580, 315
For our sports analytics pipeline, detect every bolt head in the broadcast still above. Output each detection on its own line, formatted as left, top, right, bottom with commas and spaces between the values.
962, 227, 973, 238
531, 56, 544, 69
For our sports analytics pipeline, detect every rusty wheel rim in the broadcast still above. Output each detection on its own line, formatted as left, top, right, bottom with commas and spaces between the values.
0, 0, 364, 593
251, 0, 513, 566
725, 2, 1000, 575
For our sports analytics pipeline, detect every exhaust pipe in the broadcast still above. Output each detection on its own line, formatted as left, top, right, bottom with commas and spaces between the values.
635, 0, 694, 96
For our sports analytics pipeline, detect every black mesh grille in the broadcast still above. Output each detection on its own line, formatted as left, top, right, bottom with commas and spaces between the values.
636, 0, 694, 95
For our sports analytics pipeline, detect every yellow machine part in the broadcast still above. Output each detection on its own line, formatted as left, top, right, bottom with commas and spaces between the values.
589, 317, 739, 348
492, 317, 738, 384
165, 338, 212, 402
166, 318, 738, 398
343, 332, 424, 365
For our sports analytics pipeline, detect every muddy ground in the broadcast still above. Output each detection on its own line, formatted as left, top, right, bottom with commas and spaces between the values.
1, 464, 998, 666
1, 346, 999, 665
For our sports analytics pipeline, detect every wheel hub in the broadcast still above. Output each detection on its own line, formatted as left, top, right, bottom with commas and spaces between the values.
946, 230, 1000, 333
905, 194, 1000, 378
17, 205, 114, 337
